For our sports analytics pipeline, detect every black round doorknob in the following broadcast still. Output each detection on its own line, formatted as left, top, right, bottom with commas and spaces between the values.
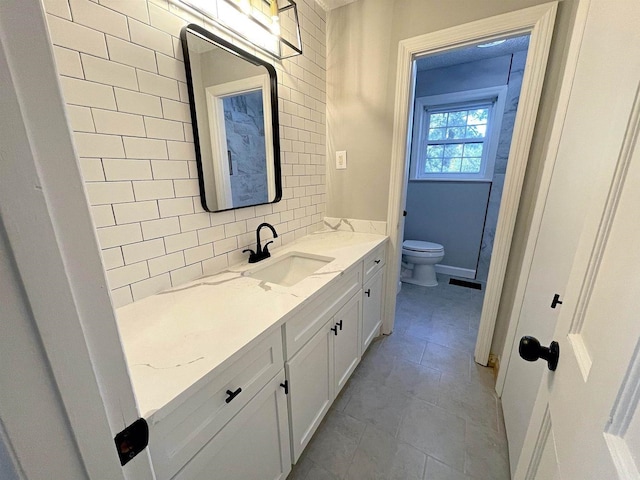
519, 336, 559, 371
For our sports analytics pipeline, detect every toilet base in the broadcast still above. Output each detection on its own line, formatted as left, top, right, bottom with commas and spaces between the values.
401, 264, 438, 287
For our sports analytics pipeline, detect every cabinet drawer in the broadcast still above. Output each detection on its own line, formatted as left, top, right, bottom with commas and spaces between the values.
283, 264, 361, 360
149, 328, 284, 480
362, 243, 386, 284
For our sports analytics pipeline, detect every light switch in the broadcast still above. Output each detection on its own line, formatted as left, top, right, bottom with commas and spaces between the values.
336, 150, 347, 170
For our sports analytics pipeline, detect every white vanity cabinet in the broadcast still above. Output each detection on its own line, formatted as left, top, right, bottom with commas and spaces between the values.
361, 244, 386, 353
286, 292, 362, 462
173, 373, 291, 480
148, 329, 288, 480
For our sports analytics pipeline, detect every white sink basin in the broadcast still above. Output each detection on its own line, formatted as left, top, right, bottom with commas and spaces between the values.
245, 252, 335, 287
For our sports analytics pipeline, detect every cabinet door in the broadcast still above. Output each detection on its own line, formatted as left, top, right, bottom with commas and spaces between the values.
362, 269, 384, 353
333, 292, 362, 394
173, 373, 291, 480
286, 323, 334, 462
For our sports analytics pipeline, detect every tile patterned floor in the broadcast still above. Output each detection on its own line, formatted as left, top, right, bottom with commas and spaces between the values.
288, 277, 510, 480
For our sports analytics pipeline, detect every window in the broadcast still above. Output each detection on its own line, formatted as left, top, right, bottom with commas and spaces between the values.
410, 87, 507, 181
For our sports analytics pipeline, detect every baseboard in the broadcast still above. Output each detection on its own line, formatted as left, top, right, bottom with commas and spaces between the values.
435, 264, 476, 279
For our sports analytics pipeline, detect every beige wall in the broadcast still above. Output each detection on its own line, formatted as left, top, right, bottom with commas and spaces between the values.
326, 0, 580, 356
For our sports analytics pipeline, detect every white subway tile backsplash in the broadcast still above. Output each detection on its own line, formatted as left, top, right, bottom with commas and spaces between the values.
91, 205, 116, 228
167, 141, 195, 160
44, 0, 72, 19
122, 238, 165, 263
164, 231, 198, 253
144, 117, 184, 140
213, 237, 237, 256
133, 180, 175, 200
113, 200, 159, 224
173, 179, 199, 197
81, 54, 139, 90
184, 244, 213, 265
107, 261, 149, 289
61, 77, 117, 110
202, 254, 228, 276
110, 286, 133, 308
67, 106, 95, 132
101, 247, 124, 270
141, 217, 180, 240
114, 88, 162, 118
124, 137, 168, 159
197, 225, 225, 244
107, 36, 158, 73
97, 223, 143, 248
86, 181, 135, 205
47, 14, 109, 58
103, 158, 153, 181
53, 46, 84, 78
138, 70, 180, 100
156, 53, 186, 82
129, 19, 174, 57
69, 0, 130, 40
74, 132, 124, 158
79, 158, 105, 181
179, 213, 210, 232
93, 109, 146, 136
50, 0, 326, 306
169, 263, 202, 287
152, 160, 189, 179
161, 98, 191, 122
98, 0, 150, 23
148, 3, 186, 36
148, 251, 184, 276
158, 197, 193, 217
131, 273, 172, 301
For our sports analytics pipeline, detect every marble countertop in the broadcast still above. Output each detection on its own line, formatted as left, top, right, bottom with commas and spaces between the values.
115, 230, 388, 419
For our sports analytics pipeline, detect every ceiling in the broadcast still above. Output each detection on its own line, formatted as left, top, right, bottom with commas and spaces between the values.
416, 35, 530, 71
315, 0, 358, 11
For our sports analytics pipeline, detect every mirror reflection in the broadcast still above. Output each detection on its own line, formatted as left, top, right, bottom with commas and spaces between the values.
181, 24, 282, 212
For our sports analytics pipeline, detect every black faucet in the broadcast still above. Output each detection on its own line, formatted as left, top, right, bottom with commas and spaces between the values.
243, 222, 278, 263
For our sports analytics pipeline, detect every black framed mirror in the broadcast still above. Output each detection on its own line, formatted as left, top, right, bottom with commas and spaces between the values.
181, 24, 282, 212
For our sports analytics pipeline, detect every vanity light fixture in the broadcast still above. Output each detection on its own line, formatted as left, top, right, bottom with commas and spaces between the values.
177, 0, 302, 59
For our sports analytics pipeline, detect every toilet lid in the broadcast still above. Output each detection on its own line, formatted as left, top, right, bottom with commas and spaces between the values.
403, 240, 444, 252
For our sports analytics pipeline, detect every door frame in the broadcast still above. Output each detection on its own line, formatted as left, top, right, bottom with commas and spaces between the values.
384, 2, 558, 366
0, 1, 154, 478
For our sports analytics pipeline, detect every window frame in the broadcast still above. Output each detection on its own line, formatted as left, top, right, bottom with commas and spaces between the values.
410, 86, 508, 181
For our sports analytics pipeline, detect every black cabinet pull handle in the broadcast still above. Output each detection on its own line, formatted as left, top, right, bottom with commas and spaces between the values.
331, 325, 338, 335
337, 320, 343, 330
280, 380, 288, 395
374, 259, 381, 264
519, 336, 559, 371
225, 387, 242, 403
365, 289, 371, 297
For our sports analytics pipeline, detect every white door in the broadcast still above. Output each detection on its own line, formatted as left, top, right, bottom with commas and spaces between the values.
0, 1, 155, 477
500, 0, 640, 471
514, 0, 640, 477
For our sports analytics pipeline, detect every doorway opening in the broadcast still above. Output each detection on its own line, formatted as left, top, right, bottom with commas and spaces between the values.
399, 36, 530, 360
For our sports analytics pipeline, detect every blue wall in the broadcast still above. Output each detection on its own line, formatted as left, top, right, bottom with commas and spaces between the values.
405, 50, 526, 279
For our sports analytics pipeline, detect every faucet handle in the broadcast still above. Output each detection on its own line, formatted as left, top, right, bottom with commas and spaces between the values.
242, 248, 255, 255
263, 241, 274, 256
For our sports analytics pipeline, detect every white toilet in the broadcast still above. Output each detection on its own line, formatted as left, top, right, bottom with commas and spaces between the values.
401, 240, 445, 287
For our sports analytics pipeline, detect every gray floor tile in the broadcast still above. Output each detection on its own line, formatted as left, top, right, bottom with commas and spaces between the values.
288, 276, 510, 480
424, 457, 474, 480
397, 398, 466, 471
345, 425, 426, 480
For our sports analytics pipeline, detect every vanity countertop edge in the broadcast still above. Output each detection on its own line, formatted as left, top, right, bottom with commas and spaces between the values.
115, 229, 388, 420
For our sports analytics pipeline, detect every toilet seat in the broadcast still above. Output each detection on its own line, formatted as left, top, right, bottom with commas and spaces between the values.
402, 240, 444, 253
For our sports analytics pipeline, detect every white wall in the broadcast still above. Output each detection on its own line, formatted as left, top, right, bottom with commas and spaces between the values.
42, 0, 327, 307
326, 0, 580, 356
